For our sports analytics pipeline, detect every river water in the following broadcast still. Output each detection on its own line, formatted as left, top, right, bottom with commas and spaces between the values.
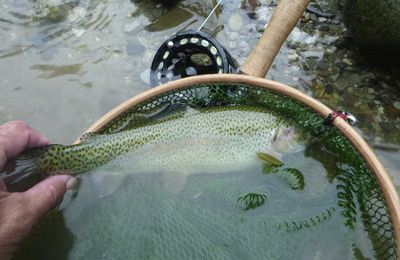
0, 0, 399, 191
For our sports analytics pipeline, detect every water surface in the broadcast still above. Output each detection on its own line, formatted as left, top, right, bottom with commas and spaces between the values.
1, 0, 398, 192
0, 1, 399, 258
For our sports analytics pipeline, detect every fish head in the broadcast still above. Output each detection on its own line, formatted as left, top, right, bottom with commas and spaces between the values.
271, 124, 308, 154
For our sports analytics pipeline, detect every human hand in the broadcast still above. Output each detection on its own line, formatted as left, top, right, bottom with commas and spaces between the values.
0, 121, 74, 260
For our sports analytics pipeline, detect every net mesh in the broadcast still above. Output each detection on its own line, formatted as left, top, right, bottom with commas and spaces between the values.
68, 176, 342, 259
15, 83, 397, 259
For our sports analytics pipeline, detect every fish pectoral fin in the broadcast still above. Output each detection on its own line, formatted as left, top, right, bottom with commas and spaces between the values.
256, 152, 283, 167
162, 171, 190, 195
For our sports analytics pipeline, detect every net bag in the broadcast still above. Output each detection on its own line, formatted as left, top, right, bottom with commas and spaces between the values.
15, 80, 399, 259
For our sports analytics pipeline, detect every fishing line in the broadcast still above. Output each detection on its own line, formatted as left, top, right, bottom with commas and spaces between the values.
197, 0, 224, 31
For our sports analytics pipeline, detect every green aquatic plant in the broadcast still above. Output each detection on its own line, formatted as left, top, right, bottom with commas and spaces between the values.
236, 192, 268, 211
264, 166, 305, 191
278, 207, 336, 232
336, 166, 357, 228
203, 178, 270, 211
259, 151, 305, 191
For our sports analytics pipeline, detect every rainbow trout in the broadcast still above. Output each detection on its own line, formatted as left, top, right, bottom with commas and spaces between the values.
0, 106, 306, 192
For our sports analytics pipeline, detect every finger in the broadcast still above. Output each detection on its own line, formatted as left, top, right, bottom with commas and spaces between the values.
0, 120, 50, 153
0, 121, 50, 169
0, 178, 6, 191
26, 126, 50, 148
23, 175, 74, 220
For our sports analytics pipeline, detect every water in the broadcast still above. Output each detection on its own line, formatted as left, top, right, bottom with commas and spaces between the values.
1, 0, 398, 190
0, 0, 399, 258
0, 0, 263, 143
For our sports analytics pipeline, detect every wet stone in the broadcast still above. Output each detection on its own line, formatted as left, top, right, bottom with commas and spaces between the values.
247, 12, 258, 20
331, 17, 341, 25
380, 121, 395, 131
228, 12, 244, 32
256, 24, 265, 33
393, 101, 400, 111
342, 58, 353, 66
317, 24, 331, 32
312, 84, 325, 98
229, 32, 240, 41
347, 73, 362, 84
126, 41, 145, 55
355, 102, 370, 111
152, 7, 164, 18
123, 20, 142, 33
317, 61, 329, 71
305, 57, 318, 68
286, 41, 298, 49
288, 53, 298, 61
324, 84, 334, 94
385, 105, 400, 118
309, 13, 317, 22
318, 70, 330, 78
329, 73, 340, 82
326, 47, 336, 55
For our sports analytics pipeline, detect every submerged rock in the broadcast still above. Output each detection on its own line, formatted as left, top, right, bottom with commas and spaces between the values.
343, 0, 400, 60
393, 101, 400, 111
228, 12, 244, 32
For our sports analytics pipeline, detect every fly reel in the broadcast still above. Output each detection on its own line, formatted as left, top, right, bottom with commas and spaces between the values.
150, 30, 238, 86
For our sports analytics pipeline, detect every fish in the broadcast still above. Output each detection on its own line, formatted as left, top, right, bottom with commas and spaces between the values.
0, 106, 307, 192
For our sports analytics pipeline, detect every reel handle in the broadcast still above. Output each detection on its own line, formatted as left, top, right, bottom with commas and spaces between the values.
240, 0, 310, 78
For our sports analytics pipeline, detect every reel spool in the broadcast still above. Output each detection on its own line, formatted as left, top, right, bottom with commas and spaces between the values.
150, 30, 238, 86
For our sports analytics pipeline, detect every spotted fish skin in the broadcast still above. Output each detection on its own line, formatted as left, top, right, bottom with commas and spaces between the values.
1, 106, 301, 191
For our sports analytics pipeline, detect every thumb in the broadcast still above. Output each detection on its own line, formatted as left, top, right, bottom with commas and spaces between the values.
23, 175, 75, 220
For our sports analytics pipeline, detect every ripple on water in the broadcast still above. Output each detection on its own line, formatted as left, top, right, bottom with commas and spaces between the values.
0, 0, 116, 59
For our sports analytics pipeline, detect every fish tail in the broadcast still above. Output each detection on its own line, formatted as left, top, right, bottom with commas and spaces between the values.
0, 146, 56, 192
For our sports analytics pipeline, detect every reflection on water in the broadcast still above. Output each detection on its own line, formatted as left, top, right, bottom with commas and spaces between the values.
31, 63, 83, 78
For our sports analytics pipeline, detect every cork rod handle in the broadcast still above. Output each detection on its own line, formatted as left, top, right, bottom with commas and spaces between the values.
240, 0, 310, 78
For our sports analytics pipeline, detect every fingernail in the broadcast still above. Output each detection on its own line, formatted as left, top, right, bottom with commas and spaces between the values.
39, 136, 51, 146
65, 177, 77, 190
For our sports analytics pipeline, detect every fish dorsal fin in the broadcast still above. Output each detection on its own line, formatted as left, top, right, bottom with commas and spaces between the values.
141, 102, 171, 118
79, 132, 98, 143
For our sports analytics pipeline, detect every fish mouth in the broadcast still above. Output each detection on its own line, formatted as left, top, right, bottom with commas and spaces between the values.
271, 126, 305, 154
